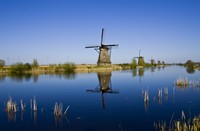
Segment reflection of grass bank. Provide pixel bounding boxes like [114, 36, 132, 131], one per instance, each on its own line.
[0, 63, 170, 75]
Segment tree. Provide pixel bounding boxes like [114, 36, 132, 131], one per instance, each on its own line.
[63, 62, 76, 73]
[131, 58, 137, 69]
[32, 59, 39, 69]
[185, 60, 195, 74]
[23, 63, 32, 71]
[10, 63, 24, 74]
[0, 59, 5, 68]
[185, 60, 194, 69]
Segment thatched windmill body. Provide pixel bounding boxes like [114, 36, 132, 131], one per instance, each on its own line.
[157, 60, 161, 65]
[150, 58, 156, 65]
[85, 28, 118, 66]
[134, 50, 145, 66]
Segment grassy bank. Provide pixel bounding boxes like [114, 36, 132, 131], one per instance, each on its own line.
[0, 63, 124, 74]
[0, 63, 172, 75]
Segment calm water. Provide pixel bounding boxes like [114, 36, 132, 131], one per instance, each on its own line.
[0, 66, 200, 131]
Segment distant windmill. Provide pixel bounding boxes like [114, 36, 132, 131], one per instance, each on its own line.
[85, 28, 118, 66]
[134, 49, 145, 66]
[150, 58, 156, 65]
[157, 60, 161, 65]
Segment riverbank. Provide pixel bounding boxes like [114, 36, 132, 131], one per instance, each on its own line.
[0, 63, 171, 75]
[0, 64, 123, 74]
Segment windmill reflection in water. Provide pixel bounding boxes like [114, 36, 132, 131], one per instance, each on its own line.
[86, 72, 119, 110]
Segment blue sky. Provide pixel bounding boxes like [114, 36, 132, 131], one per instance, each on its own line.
[0, 0, 199, 65]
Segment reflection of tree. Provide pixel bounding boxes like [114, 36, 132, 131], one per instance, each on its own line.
[132, 69, 137, 77]
[8, 73, 32, 82]
[132, 68, 145, 84]
[138, 68, 144, 77]
[63, 72, 76, 80]
[33, 74, 39, 83]
[186, 67, 195, 74]
[24, 73, 32, 81]
[9, 74, 24, 82]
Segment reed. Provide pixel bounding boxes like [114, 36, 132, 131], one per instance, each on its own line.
[175, 77, 189, 86]
[54, 102, 63, 117]
[189, 80, 200, 88]
[54, 102, 70, 117]
[158, 89, 162, 98]
[6, 97, 17, 113]
[20, 99, 26, 111]
[164, 87, 168, 96]
[154, 111, 200, 131]
[144, 90, 149, 102]
[33, 97, 37, 112]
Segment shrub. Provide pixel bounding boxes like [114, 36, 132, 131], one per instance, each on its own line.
[131, 58, 137, 69]
[10, 63, 32, 74]
[62, 62, 76, 73]
[32, 59, 39, 69]
[185, 60, 195, 74]
[23, 63, 32, 72]
[10, 63, 25, 74]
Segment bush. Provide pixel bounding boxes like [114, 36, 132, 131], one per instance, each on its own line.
[185, 60, 194, 69]
[10, 62, 32, 74]
[119, 63, 131, 70]
[131, 58, 137, 69]
[10, 63, 25, 74]
[62, 62, 76, 73]
[144, 63, 152, 67]
[32, 59, 39, 69]
[185, 60, 195, 74]
[23, 63, 32, 71]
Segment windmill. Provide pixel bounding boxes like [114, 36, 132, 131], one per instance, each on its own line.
[134, 49, 145, 66]
[157, 60, 161, 65]
[86, 72, 119, 110]
[85, 28, 118, 66]
[150, 58, 156, 65]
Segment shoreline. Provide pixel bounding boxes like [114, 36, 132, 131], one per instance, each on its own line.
[0, 64, 172, 75]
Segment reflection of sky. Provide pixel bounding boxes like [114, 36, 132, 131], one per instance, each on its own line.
[0, 0, 200, 64]
[0, 66, 200, 130]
